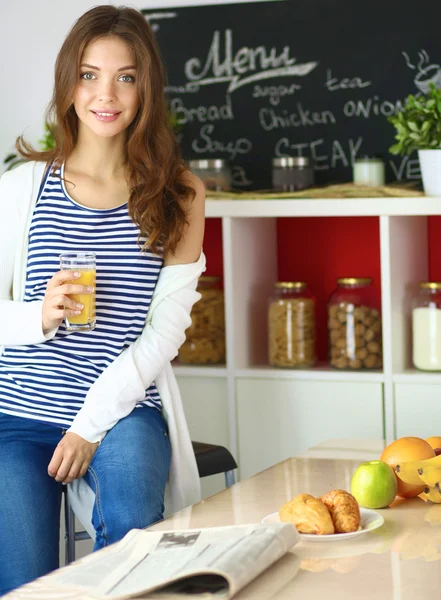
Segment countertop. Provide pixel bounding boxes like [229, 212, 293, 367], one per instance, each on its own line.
[149, 456, 441, 599]
[7, 451, 441, 600]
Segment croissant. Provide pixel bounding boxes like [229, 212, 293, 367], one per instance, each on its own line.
[279, 493, 335, 535]
[319, 489, 360, 533]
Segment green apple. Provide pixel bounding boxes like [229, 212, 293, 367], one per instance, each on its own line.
[350, 460, 397, 509]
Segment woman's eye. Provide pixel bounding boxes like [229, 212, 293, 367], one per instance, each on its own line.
[80, 72, 96, 81]
[119, 74, 135, 83]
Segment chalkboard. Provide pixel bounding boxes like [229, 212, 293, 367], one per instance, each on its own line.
[142, 0, 441, 190]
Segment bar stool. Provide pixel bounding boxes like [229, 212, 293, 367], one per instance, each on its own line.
[64, 441, 237, 564]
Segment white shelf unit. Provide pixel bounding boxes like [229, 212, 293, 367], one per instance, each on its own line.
[172, 365, 228, 378]
[175, 197, 441, 489]
[235, 365, 384, 382]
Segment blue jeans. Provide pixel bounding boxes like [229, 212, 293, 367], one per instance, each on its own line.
[0, 407, 171, 597]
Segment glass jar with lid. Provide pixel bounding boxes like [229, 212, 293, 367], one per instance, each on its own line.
[353, 156, 385, 186]
[268, 281, 316, 368]
[272, 157, 314, 192]
[188, 159, 232, 192]
[412, 282, 441, 371]
[327, 277, 382, 370]
[178, 276, 226, 365]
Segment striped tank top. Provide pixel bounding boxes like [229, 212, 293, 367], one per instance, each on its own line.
[0, 164, 163, 428]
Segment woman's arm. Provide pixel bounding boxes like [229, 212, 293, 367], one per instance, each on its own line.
[64, 173, 206, 444]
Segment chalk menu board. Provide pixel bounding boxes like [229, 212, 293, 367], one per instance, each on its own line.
[142, 0, 441, 190]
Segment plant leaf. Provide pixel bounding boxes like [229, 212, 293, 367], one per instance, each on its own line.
[3, 153, 17, 164]
[388, 143, 402, 155]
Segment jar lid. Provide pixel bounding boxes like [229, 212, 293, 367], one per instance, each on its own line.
[272, 157, 311, 168]
[275, 281, 307, 289]
[419, 282, 441, 290]
[337, 277, 373, 286]
[189, 159, 227, 170]
[199, 275, 221, 282]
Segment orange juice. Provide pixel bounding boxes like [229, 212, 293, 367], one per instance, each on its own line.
[60, 252, 96, 331]
[66, 269, 96, 327]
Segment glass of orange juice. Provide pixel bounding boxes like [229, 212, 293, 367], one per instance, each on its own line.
[59, 252, 96, 331]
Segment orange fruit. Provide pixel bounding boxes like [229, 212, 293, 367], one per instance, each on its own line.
[380, 437, 436, 498]
[425, 437, 441, 451]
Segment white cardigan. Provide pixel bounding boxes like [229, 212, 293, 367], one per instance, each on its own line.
[0, 161, 204, 536]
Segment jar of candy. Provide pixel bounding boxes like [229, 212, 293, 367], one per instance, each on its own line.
[327, 277, 382, 370]
[268, 281, 316, 368]
[178, 276, 226, 364]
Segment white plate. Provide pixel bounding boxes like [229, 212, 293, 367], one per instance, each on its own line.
[261, 507, 384, 542]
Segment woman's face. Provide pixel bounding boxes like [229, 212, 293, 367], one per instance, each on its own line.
[74, 36, 140, 139]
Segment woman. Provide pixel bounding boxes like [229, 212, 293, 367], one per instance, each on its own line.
[0, 5, 205, 595]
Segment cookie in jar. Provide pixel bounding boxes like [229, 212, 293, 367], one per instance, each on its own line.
[327, 277, 382, 370]
[178, 276, 226, 365]
[268, 281, 316, 368]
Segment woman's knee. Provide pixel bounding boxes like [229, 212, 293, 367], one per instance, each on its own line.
[91, 409, 171, 484]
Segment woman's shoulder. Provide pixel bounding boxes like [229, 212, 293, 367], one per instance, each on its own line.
[164, 169, 205, 265]
[182, 169, 205, 195]
[179, 169, 205, 211]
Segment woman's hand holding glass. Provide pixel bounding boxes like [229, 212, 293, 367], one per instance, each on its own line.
[42, 270, 95, 331]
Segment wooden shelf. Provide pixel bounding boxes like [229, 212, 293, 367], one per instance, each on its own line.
[205, 197, 441, 218]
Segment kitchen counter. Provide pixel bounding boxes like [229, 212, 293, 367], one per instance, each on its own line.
[6, 454, 441, 600]
[149, 456, 441, 599]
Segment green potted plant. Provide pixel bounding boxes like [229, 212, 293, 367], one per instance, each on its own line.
[388, 83, 441, 196]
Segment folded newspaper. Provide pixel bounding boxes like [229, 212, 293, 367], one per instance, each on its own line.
[5, 523, 299, 600]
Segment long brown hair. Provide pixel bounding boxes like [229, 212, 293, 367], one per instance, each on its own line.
[17, 5, 194, 255]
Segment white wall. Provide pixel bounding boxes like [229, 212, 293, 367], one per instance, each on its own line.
[0, 0, 275, 168]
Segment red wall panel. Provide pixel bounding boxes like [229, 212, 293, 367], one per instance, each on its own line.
[277, 217, 382, 361]
[429, 216, 441, 281]
[203, 218, 224, 279]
